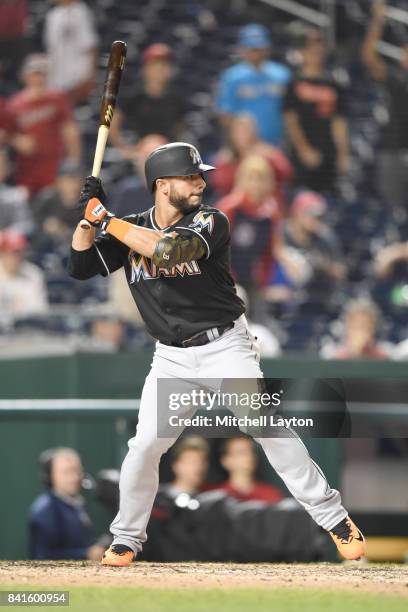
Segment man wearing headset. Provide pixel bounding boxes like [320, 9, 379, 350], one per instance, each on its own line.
[28, 447, 105, 560]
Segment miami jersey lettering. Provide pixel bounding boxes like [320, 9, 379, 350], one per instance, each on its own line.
[129, 252, 202, 282]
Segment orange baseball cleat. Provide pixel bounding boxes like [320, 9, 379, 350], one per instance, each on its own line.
[101, 544, 136, 567]
[329, 516, 366, 560]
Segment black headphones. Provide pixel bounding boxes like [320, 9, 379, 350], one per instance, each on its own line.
[38, 447, 95, 491]
[38, 447, 62, 489]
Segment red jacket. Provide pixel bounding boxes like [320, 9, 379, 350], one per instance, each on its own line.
[212, 480, 284, 503]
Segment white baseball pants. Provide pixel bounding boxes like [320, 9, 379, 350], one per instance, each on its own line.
[110, 315, 347, 554]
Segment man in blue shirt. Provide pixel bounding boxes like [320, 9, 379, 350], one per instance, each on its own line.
[216, 24, 291, 145]
[28, 448, 106, 560]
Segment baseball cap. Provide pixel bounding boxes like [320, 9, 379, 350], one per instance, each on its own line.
[22, 53, 50, 75]
[238, 24, 271, 49]
[143, 43, 173, 64]
[0, 231, 27, 252]
[292, 191, 327, 216]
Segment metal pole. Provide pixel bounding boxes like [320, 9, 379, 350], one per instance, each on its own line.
[323, 0, 336, 52]
[376, 40, 404, 61]
[258, 0, 330, 27]
[386, 5, 408, 26]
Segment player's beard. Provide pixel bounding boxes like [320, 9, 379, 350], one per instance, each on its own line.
[169, 185, 203, 214]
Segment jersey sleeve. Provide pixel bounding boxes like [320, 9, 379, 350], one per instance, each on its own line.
[92, 233, 128, 276]
[176, 209, 230, 260]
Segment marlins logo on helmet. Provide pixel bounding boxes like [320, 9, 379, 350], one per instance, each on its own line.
[189, 146, 202, 165]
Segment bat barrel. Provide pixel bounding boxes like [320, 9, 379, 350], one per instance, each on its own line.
[100, 40, 127, 128]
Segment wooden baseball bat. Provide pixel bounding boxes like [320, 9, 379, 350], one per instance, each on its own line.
[80, 40, 127, 229]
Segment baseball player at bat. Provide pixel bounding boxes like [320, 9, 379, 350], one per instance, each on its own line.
[69, 142, 366, 566]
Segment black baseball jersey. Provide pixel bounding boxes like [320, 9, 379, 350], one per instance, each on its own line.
[71, 205, 245, 344]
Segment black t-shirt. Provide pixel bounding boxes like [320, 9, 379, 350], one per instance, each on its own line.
[91, 206, 245, 344]
[119, 87, 187, 141]
[284, 73, 347, 155]
[381, 67, 408, 150]
[229, 210, 275, 288]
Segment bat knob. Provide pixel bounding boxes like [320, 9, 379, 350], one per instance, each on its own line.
[80, 220, 92, 230]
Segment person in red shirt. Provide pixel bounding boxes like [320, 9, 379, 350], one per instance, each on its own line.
[216, 154, 282, 300]
[7, 54, 81, 194]
[216, 435, 284, 503]
[211, 113, 293, 215]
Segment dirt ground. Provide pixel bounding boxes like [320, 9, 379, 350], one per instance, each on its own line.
[1, 561, 408, 595]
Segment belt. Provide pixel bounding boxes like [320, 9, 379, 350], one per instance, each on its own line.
[162, 322, 235, 348]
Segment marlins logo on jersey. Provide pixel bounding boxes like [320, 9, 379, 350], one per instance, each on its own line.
[188, 211, 214, 234]
[128, 252, 202, 283]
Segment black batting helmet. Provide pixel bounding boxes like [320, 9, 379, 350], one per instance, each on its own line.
[144, 142, 215, 192]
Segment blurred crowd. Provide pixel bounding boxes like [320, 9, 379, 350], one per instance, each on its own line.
[1, 0, 408, 358]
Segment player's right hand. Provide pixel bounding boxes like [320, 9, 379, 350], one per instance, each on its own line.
[77, 176, 107, 223]
[83, 197, 115, 229]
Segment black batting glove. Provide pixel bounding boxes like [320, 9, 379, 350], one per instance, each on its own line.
[77, 176, 107, 223]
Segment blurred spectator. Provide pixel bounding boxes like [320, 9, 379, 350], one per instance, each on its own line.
[216, 24, 291, 146]
[235, 284, 281, 357]
[0, 0, 29, 86]
[215, 436, 284, 503]
[211, 113, 293, 213]
[262, 245, 312, 306]
[159, 436, 210, 498]
[0, 148, 33, 235]
[374, 241, 408, 279]
[284, 26, 349, 193]
[110, 44, 187, 157]
[7, 54, 81, 195]
[89, 315, 127, 352]
[216, 154, 281, 300]
[44, 0, 98, 105]
[362, 1, 408, 231]
[31, 159, 82, 238]
[28, 447, 105, 560]
[324, 298, 390, 360]
[0, 231, 48, 321]
[281, 191, 345, 285]
[111, 134, 167, 218]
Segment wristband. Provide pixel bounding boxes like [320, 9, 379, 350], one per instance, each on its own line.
[106, 217, 134, 243]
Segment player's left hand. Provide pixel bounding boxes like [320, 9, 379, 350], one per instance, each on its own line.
[83, 197, 115, 229]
